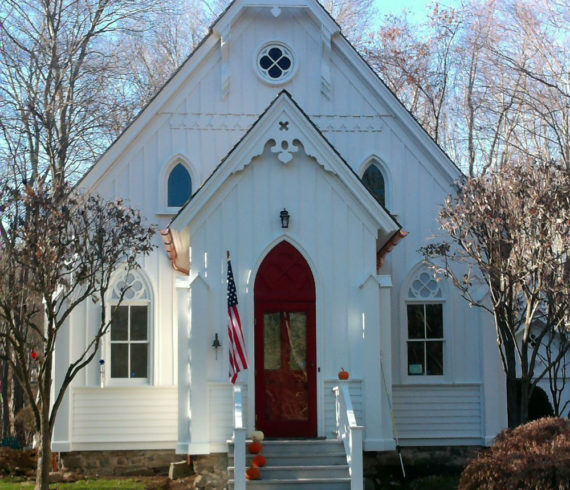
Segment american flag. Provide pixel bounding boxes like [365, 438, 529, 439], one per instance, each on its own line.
[227, 252, 248, 383]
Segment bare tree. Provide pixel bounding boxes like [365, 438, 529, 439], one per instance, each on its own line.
[422, 160, 570, 427]
[0, 0, 161, 187]
[364, 0, 570, 174]
[0, 182, 155, 489]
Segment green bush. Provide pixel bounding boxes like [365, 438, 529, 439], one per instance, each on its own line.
[459, 417, 570, 489]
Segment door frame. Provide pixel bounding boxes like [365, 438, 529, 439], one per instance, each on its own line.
[249, 239, 321, 437]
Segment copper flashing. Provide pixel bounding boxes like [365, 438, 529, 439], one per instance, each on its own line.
[160, 228, 190, 275]
[377, 229, 409, 272]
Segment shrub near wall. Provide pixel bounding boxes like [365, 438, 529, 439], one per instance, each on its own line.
[460, 418, 570, 490]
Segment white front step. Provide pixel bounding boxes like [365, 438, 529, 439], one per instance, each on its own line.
[228, 439, 351, 489]
[230, 477, 351, 489]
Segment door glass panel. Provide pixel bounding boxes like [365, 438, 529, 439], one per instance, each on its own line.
[264, 313, 281, 370]
[287, 312, 307, 371]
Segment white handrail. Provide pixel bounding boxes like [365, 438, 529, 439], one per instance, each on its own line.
[233, 385, 246, 490]
[334, 382, 364, 490]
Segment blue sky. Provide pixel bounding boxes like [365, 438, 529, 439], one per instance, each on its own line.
[374, 0, 458, 23]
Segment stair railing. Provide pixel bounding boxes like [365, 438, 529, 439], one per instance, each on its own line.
[333, 382, 364, 490]
[233, 384, 246, 490]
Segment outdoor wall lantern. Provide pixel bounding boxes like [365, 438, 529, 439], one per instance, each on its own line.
[212, 333, 222, 359]
[280, 208, 290, 228]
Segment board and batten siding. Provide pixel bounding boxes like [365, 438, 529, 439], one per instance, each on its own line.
[70, 387, 177, 450]
[392, 384, 483, 445]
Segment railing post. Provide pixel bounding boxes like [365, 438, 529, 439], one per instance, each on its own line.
[335, 381, 364, 490]
[233, 385, 246, 490]
[349, 426, 364, 490]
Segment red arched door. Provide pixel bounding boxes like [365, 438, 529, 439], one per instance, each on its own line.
[254, 241, 317, 437]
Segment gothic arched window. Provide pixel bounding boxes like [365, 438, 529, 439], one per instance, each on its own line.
[167, 163, 192, 207]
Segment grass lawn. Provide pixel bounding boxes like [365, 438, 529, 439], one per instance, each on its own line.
[0, 479, 148, 489]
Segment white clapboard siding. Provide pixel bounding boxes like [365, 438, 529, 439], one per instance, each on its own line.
[393, 384, 482, 445]
[72, 387, 177, 448]
[324, 380, 363, 437]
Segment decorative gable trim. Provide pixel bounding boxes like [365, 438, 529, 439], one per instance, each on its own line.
[170, 91, 400, 247]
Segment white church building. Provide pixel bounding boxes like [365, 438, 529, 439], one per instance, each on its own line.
[53, 0, 508, 486]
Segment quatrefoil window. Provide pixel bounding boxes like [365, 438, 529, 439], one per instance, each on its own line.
[256, 43, 295, 84]
[111, 271, 150, 302]
[408, 270, 442, 299]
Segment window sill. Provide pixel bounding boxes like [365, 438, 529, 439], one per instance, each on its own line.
[156, 207, 182, 216]
[104, 379, 151, 387]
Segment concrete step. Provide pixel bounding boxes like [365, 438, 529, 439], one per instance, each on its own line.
[228, 439, 351, 489]
[228, 477, 351, 489]
[228, 439, 346, 457]
[229, 452, 348, 467]
[228, 464, 350, 479]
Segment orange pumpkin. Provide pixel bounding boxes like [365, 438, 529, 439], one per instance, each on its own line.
[246, 467, 261, 480]
[248, 441, 263, 454]
[338, 368, 349, 380]
[253, 454, 266, 468]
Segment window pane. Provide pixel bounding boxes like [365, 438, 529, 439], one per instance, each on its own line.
[167, 163, 192, 207]
[362, 164, 385, 206]
[130, 344, 148, 378]
[111, 343, 128, 378]
[131, 306, 148, 340]
[287, 312, 307, 371]
[426, 342, 443, 375]
[264, 313, 281, 370]
[408, 342, 424, 375]
[111, 306, 128, 341]
[426, 304, 443, 338]
[407, 305, 425, 339]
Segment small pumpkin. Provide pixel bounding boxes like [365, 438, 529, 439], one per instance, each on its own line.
[251, 430, 265, 442]
[246, 466, 261, 480]
[248, 441, 263, 454]
[252, 454, 266, 468]
[338, 368, 349, 380]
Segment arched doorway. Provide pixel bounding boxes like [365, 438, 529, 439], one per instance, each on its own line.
[254, 241, 317, 437]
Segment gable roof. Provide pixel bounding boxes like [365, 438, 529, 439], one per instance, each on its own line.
[78, 0, 461, 192]
[170, 90, 400, 238]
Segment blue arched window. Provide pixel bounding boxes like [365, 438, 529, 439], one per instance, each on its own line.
[167, 163, 192, 207]
[362, 164, 386, 207]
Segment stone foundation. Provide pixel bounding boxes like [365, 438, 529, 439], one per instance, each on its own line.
[59, 450, 228, 488]
[190, 454, 228, 489]
[364, 446, 482, 489]
[60, 449, 180, 477]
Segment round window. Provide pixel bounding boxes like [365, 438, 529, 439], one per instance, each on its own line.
[256, 43, 295, 84]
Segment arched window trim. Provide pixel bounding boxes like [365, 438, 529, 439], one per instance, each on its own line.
[359, 156, 392, 211]
[158, 154, 198, 215]
[104, 268, 155, 386]
[399, 261, 451, 383]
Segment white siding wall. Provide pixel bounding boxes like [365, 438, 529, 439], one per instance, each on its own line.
[393, 385, 482, 445]
[70, 387, 177, 450]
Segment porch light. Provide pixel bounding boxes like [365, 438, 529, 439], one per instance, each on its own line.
[280, 208, 290, 228]
[212, 333, 222, 360]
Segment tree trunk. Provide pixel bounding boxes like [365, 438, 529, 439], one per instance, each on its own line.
[35, 406, 52, 490]
[1, 357, 9, 439]
[13, 378, 24, 446]
[519, 376, 529, 425]
[503, 334, 520, 428]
